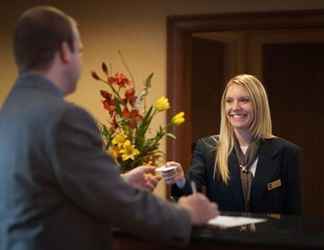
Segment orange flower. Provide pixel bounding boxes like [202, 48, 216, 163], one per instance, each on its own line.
[110, 115, 118, 129]
[122, 107, 142, 128]
[100, 90, 112, 99]
[101, 62, 108, 75]
[108, 73, 130, 87]
[91, 71, 101, 80]
[124, 88, 137, 106]
[102, 99, 115, 114]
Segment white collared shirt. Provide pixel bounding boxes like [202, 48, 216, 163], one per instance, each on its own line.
[240, 145, 258, 177]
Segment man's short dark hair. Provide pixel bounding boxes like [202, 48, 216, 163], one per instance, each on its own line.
[14, 6, 76, 72]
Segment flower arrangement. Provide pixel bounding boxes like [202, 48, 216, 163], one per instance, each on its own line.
[91, 58, 185, 172]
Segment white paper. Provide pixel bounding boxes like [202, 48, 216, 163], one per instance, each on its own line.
[208, 215, 267, 228]
[155, 165, 177, 173]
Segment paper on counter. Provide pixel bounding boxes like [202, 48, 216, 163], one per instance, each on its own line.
[208, 215, 267, 228]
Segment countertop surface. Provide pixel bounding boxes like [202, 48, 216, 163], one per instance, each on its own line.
[191, 212, 324, 248]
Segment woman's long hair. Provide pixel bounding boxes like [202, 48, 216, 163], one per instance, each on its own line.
[215, 74, 273, 184]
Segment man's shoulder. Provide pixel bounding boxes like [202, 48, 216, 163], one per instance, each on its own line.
[62, 103, 95, 122]
[57, 102, 98, 131]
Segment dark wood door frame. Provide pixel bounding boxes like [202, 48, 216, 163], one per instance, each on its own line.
[166, 9, 324, 169]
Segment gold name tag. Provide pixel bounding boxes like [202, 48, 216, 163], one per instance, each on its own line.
[267, 179, 282, 191]
[267, 213, 281, 219]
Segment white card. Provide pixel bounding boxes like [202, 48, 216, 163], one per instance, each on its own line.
[208, 215, 267, 228]
[155, 165, 177, 173]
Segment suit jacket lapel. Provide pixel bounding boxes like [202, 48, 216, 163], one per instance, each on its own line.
[228, 151, 245, 210]
[251, 139, 279, 204]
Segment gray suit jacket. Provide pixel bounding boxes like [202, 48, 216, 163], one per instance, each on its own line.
[0, 73, 191, 250]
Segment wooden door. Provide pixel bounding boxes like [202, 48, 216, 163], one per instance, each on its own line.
[246, 29, 324, 216]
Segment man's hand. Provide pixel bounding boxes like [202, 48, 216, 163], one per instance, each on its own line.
[122, 166, 162, 192]
[178, 193, 219, 225]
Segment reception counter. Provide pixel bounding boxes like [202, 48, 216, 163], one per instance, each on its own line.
[112, 212, 324, 250]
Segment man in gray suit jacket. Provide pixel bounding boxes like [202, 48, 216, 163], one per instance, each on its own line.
[0, 6, 218, 250]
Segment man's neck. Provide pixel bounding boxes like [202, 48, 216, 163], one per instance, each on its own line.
[28, 68, 68, 96]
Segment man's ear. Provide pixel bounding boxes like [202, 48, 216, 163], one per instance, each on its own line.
[59, 42, 72, 64]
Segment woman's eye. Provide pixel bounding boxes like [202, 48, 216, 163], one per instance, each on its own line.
[240, 97, 250, 103]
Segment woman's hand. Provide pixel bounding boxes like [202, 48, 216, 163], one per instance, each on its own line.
[158, 161, 185, 185]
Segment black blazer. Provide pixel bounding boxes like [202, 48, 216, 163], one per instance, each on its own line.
[0, 73, 191, 250]
[172, 135, 302, 215]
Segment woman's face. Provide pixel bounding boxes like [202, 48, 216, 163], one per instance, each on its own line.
[224, 84, 254, 133]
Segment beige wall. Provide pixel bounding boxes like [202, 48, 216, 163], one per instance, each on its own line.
[1, 0, 324, 197]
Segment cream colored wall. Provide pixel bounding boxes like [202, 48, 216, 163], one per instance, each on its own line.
[1, 0, 324, 197]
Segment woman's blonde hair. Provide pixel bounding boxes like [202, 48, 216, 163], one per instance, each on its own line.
[215, 74, 273, 184]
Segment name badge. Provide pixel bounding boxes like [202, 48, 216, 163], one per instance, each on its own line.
[267, 213, 281, 219]
[267, 179, 282, 191]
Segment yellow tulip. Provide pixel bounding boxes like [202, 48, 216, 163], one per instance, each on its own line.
[171, 112, 185, 125]
[154, 96, 170, 112]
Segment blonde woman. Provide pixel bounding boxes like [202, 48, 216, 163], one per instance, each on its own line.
[163, 74, 302, 215]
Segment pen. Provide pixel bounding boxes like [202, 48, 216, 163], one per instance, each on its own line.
[191, 181, 197, 194]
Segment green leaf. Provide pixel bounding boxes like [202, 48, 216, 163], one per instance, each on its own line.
[114, 98, 122, 115]
[138, 73, 154, 102]
[166, 133, 176, 140]
[144, 73, 154, 90]
[136, 106, 154, 142]
[99, 124, 113, 149]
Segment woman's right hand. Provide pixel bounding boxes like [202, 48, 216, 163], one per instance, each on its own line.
[159, 161, 185, 185]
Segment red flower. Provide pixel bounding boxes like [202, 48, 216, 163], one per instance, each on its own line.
[129, 110, 143, 128]
[108, 73, 130, 87]
[108, 76, 115, 85]
[122, 107, 142, 129]
[122, 106, 130, 118]
[124, 88, 137, 106]
[115, 73, 130, 86]
[91, 71, 101, 80]
[100, 89, 115, 114]
[100, 90, 112, 99]
[130, 109, 142, 121]
[110, 115, 118, 129]
[102, 98, 115, 114]
[102, 62, 108, 75]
